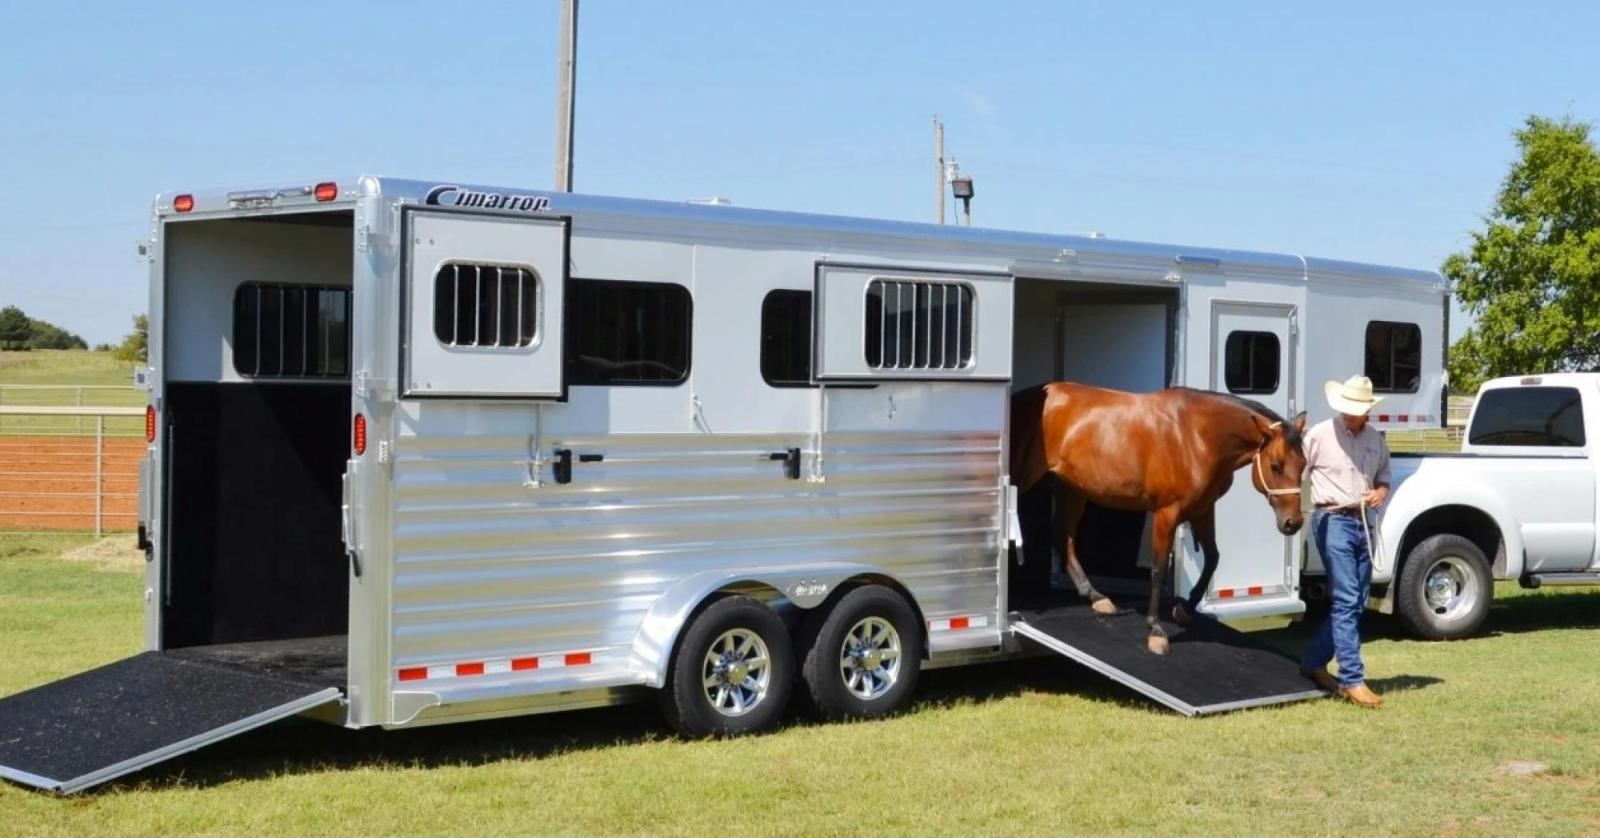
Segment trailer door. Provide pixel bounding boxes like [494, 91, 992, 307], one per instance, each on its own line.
[1192, 301, 1302, 616]
[402, 210, 569, 399]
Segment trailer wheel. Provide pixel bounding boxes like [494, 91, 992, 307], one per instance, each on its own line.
[799, 585, 923, 720]
[1395, 534, 1493, 640]
[660, 595, 794, 738]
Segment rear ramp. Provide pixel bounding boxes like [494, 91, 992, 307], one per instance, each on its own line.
[1012, 603, 1325, 715]
[0, 646, 342, 794]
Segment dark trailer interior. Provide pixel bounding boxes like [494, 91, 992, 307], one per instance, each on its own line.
[0, 209, 356, 794]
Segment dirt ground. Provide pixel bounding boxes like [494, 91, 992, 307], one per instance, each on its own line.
[0, 436, 142, 531]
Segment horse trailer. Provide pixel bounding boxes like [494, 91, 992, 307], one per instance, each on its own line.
[0, 176, 1446, 793]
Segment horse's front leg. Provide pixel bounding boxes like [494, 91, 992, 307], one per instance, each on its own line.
[1059, 489, 1116, 615]
[1173, 506, 1219, 626]
[1146, 506, 1181, 655]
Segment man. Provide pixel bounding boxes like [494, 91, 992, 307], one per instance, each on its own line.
[1300, 375, 1391, 708]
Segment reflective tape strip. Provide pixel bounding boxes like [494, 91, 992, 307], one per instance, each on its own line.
[1216, 586, 1267, 600]
[927, 614, 990, 632]
[396, 651, 593, 683]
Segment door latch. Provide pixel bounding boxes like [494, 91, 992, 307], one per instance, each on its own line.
[769, 448, 802, 480]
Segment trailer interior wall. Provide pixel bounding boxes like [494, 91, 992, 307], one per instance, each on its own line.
[1009, 279, 1175, 607]
[160, 212, 354, 650]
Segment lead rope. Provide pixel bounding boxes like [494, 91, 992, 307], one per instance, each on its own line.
[1359, 497, 1387, 571]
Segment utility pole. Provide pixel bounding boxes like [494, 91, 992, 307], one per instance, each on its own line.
[554, 0, 579, 192]
[934, 116, 945, 224]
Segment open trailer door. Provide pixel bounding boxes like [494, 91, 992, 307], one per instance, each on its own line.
[0, 648, 340, 794]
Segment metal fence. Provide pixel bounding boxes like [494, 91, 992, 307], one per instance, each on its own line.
[0, 405, 144, 537]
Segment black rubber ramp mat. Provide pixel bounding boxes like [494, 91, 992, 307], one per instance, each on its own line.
[0, 651, 340, 794]
[1013, 604, 1325, 715]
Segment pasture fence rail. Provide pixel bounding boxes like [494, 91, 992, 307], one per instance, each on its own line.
[0, 405, 145, 538]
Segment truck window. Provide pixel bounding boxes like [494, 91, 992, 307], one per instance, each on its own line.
[432, 263, 538, 349]
[761, 289, 812, 387]
[864, 279, 973, 370]
[1365, 321, 1421, 393]
[1468, 386, 1586, 447]
[1223, 331, 1279, 394]
[567, 278, 691, 385]
[232, 282, 350, 378]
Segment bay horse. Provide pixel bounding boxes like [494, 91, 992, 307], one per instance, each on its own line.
[1010, 382, 1307, 655]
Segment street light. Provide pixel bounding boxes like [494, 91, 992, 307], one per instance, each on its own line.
[946, 160, 974, 226]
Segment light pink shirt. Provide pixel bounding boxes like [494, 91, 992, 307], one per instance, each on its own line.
[1303, 417, 1392, 509]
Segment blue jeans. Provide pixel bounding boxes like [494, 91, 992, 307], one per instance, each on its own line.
[1302, 510, 1372, 687]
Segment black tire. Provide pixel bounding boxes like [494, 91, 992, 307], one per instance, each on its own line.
[659, 595, 794, 737]
[1395, 533, 1494, 640]
[799, 585, 923, 720]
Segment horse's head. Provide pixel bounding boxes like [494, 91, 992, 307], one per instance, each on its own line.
[1250, 411, 1308, 535]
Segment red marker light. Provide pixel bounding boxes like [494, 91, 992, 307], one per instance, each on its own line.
[173, 194, 194, 213]
[146, 405, 157, 442]
[353, 413, 367, 455]
[314, 182, 338, 202]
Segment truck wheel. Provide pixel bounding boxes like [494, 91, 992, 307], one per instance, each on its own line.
[1395, 534, 1493, 640]
[660, 595, 794, 737]
[799, 585, 923, 720]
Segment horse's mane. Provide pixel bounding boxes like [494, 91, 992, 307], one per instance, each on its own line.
[1171, 387, 1302, 446]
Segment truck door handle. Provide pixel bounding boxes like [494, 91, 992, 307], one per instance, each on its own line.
[769, 448, 802, 480]
[578, 453, 605, 463]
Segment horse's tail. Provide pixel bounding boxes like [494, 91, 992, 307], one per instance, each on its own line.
[1008, 384, 1050, 489]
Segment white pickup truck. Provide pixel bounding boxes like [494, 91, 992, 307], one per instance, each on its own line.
[1304, 372, 1600, 639]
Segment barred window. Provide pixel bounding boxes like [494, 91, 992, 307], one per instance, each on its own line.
[433, 263, 538, 348]
[863, 279, 974, 370]
[1224, 330, 1279, 394]
[1365, 321, 1421, 393]
[232, 283, 350, 378]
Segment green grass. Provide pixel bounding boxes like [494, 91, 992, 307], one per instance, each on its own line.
[2, 537, 1598, 836]
[0, 350, 143, 436]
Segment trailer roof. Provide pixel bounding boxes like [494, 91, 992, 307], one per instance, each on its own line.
[155, 175, 1445, 290]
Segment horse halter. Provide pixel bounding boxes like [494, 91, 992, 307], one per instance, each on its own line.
[1252, 421, 1302, 497]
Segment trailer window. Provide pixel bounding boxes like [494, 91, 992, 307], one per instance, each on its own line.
[232, 283, 350, 378]
[864, 279, 973, 370]
[1468, 386, 1585, 447]
[1223, 331, 1279, 394]
[567, 279, 691, 385]
[761, 290, 812, 387]
[433, 263, 538, 349]
[1365, 321, 1421, 393]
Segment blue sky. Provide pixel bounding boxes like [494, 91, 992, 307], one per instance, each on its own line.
[2, 1, 1596, 345]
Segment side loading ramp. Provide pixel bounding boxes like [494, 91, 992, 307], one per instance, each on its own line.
[0, 638, 344, 794]
[1011, 603, 1326, 715]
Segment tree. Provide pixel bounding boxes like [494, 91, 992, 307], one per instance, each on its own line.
[1444, 115, 1600, 393]
[114, 314, 148, 363]
[24, 318, 87, 350]
[0, 306, 30, 350]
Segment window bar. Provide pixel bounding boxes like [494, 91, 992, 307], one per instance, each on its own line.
[299, 288, 309, 376]
[253, 284, 263, 376]
[954, 285, 965, 365]
[939, 284, 949, 369]
[878, 282, 887, 369]
[494, 267, 504, 347]
[451, 264, 460, 346]
[515, 268, 524, 347]
[276, 285, 286, 377]
[908, 282, 917, 369]
[472, 265, 483, 346]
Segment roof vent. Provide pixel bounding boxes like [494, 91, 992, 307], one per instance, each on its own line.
[687, 196, 734, 206]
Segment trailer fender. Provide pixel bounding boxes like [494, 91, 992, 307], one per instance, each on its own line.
[627, 563, 898, 689]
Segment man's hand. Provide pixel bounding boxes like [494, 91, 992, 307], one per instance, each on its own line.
[1363, 485, 1389, 510]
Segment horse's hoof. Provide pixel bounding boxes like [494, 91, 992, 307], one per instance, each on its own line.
[1091, 597, 1118, 616]
[1147, 634, 1170, 656]
[1172, 603, 1192, 626]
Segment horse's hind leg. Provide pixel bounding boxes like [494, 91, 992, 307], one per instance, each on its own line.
[1146, 506, 1181, 655]
[1173, 506, 1219, 626]
[1058, 489, 1116, 615]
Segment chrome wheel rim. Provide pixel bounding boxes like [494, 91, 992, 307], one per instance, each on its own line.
[839, 617, 902, 700]
[1423, 557, 1478, 620]
[702, 629, 771, 717]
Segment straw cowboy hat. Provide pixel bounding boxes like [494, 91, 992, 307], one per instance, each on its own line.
[1324, 375, 1385, 416]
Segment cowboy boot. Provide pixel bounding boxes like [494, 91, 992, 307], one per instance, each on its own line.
[1338, 682, 1384, 708]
